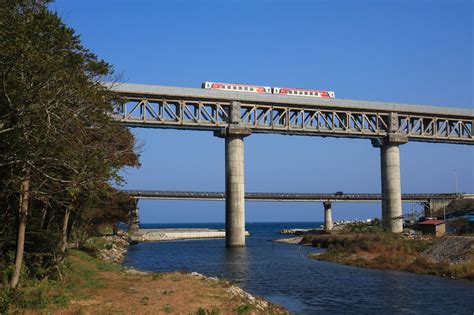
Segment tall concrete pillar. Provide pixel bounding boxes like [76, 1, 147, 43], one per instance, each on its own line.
[323, 201, 333, 232]
[381, 143, 403, 232]
[380, 145, 387, 226]
[225, 134, 246, 247]
[128, 199, 140, 233]
[372, 114, 408, 233]
[215, 101, 251, 247]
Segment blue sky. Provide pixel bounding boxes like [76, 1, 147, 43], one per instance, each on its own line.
[52, 0, 473, 223]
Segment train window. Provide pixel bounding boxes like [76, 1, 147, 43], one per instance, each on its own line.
[238, 86, 242, 90]
[250, 88, 254, 91]
[226, 86, 230, 89]
[304, 92, 308, 95]
[244, 87, 248, 91]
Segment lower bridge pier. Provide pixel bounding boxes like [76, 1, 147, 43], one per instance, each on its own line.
[128, 199, 140, 232]
[323, 201, 333, 232]
[423, 199, 452, 217]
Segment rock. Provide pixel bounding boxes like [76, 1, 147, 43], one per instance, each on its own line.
[421, 236, 474, 264]
[125, 268, 150, 275]
[92, 234, 132, 264]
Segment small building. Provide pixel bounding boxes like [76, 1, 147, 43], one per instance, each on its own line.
[417, 219, 446, 236]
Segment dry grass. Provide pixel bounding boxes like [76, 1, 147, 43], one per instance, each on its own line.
[307, 233, 474, 280]
[9, 250, 288, 314]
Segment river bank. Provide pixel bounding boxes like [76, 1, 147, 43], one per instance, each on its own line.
[301, 232, 474, 280]
[6, 246, 287, 314]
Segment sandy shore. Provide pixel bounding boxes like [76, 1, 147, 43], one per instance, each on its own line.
[273, 236, 303, 244]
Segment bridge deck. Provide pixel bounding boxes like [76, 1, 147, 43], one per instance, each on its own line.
[110, 83, 473, 117]
[109, 83, 474, 144]
[123, 190, 470, 202]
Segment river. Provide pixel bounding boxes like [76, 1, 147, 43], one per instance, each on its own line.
[124, 222, 474, 314]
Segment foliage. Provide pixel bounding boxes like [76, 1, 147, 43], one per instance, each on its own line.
[197, 307, 220, 315]
[0, 0, 139, 293]
[236, 304, 253, 314]
[449, 217, 473, 234]
[338, 219, 384, 234]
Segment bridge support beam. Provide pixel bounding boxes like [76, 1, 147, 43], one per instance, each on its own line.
[215, 101, 252, 247]
[323, 201, 333, 232]
[372, 113, 408, 233]
[128, 199, 140, 233]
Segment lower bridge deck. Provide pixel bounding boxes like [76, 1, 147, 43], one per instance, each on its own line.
[123, 190, 471, 202]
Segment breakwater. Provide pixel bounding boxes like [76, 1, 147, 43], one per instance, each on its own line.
[132, 228, 250, 242]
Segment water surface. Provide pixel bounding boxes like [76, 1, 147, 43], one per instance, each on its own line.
[125, 222, 474, 314]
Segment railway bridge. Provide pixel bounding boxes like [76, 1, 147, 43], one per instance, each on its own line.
[109, 82, 474, 247]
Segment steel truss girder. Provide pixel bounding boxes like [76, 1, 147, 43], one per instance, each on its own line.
[112, 97, 474, 144]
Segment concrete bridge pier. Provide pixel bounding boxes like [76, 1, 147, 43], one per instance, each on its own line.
[323, 201, 333, 232]
[128, 199, 140, 232]
[381, 142, 403, 232]
[372, 113, 408, 233]
[423, 199, 451, 217]
[215, 101, 252, 247]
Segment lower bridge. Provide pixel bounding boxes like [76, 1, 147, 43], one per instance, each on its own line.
[124, 190, 472, 232]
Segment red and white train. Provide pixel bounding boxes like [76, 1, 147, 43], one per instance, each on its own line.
[202, 81, 335, 99]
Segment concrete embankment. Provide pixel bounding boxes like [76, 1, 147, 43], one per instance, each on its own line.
[133, 228, 250, 242]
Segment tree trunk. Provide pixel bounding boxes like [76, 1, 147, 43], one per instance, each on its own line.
[60, 207, 71, 254]
[10, 169, 31, 288]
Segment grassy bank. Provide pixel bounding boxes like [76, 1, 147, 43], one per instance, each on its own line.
[303, 232, 474, 280]
[1, 250, 287, 314]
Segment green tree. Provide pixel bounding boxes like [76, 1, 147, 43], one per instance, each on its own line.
[0, 0, 139, 288]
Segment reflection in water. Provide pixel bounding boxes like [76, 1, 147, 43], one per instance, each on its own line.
[223, 247, 248, 284]
[125, 223, 474, 314]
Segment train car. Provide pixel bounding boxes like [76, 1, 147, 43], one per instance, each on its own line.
[273, 87, 335, 99]
[202, 81, 272, 94]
